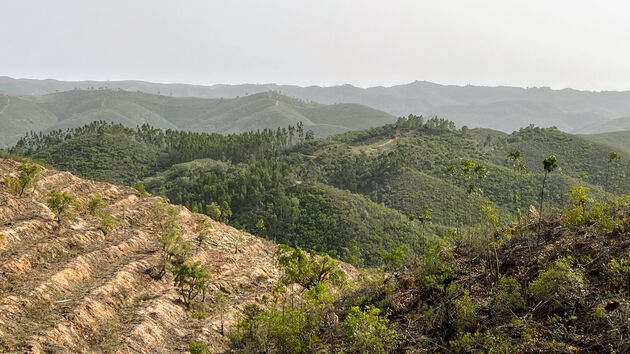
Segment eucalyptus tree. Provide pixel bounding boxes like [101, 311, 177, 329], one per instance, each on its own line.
[606, 151, 621, 191]
[507, 150, 529, 220]
[539, 155, 558, 220]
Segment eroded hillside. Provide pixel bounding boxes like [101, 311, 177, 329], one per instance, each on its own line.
[0, 158, 282, 353]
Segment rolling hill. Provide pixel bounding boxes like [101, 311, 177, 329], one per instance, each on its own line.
[0, 89, 396, 147]
[11, 116, 629, 269]
[3, 76, 630, 134]
[581, 130, 630, 155]
[577, 116, 630, 134]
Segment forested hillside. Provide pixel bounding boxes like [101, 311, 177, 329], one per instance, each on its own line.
[0, 90, 395, 147]
[8, 116, 629, 268]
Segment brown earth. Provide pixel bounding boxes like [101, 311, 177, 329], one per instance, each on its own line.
[0, 158, 282, 353]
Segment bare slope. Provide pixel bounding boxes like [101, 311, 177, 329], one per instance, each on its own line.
[0, 158, 281, 353]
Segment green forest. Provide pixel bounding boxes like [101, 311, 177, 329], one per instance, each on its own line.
[5, 116, 630, 351]
[8, 117, 630, 266]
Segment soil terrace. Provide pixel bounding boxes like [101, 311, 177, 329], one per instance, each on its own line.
[0, 158, 281, 353]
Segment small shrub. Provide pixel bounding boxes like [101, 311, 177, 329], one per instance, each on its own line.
[275, 245, 346, 290]
[380, 245, 410, 271]
[562, 186, 620, 233]
[88, 194, 106, 216]
[606, 258, 629, 291]
[454, 290, 478, 331]
[230, 306, 319, 353]
[5, 176, 21, 196]
[528, 257, 584, 311]
[593, 305, 608, 320]
[493, 274, 526, 314]
[134, 183, 148, 196]
[342, 305, 398, 354]
[98, 215, 116, 235]
[417, 238, 458, 295]
[191, 311, 207, 320]
[7, 160, 41, 196]
[449, 330, 512, 353]
[188, 341, 209, 354]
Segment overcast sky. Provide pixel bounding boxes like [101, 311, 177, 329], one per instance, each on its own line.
[2, 0, 630, 91]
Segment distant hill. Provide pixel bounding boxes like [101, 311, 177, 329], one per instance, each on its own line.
[581, 130, 630, 155]
[577, 116, 630, 134]
[0, 89, 395, 147]
[3, 76, 630, 134]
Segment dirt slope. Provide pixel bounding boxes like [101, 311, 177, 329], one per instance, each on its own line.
[0, 158, 281, 353]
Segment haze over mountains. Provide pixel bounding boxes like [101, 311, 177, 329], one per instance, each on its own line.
[2, 76, 630, 147]
[0, 88, 394, 147]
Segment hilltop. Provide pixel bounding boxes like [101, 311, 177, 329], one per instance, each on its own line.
[0, 158, 283, 352]
[0, 89, 395, 147]
[4, 76, 630, 134]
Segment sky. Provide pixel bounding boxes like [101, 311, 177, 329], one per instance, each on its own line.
[2, 0, 630, 91]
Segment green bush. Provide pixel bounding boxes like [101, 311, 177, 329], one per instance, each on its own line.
[88, 194, 106, 216]
[275, 245, 346, 290]
[449, 330, 512, 353]
[417, 238, 458, 295]
[5, 161, 41, 197]
[188, 341, 209, 354]
[492, 275, 526, 314]
[528, 257, 584, 311]
[606, 258, 629, 291]
[173, 261, 212, 307]
[4, 176, 21, 196]
[134, 183, 148, 196]
[562, 186, 620, 233]
[231, 306, 319, 353]
[98, 214, 116, 235]
[454, 290, 478, 331]
[342, 305, 398, 354]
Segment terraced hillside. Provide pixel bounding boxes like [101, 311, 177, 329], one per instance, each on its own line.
[0, 158, 282, 353]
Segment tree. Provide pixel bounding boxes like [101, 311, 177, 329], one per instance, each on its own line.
[507, 150, 528, 216]
[606, 151, 621, 190]
[214, 291, 229, 335]
[418, 204, 433, 235]
[47, 188, 81, 224]
[539, 155, 558, 220]
[173, 261, 212, 307]
[156, 227, 190, 279]
[275, 245, 345, 290]
[6, 160, 41, 197]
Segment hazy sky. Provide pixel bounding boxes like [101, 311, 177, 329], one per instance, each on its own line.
[2, 0, 630, 90]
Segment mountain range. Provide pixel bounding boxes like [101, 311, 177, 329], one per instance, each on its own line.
[0, 89, 394, 147]
[3, 76, 630, 135]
